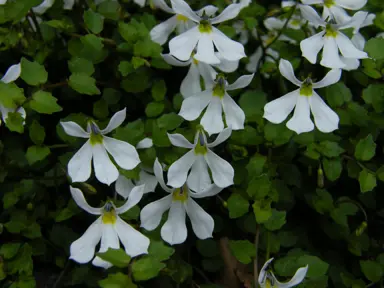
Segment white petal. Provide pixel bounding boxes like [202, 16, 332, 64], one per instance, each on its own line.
[258, 258, 274, 285]
[70, 218, 102, 264]
[169, 26, 201, 62]
[136, 137, 153, 149]
[329, 5, 351, 23]
[60, 121, 89, 138]
[336, 11, 368, 32]
[207, 126, 232, 148]
[341, 57, 360, 71]
[309, 92, 339, 133]
[205, 149, 234, 188]
[140, 194, 173, 230]
[63, 0, 75, 10]
[92, 224, 120, 269]
[181, 64, 202, 98]
[154, 158, 172, 193]
[211, 27, 246, 62]
[300, 0, 323, 4]
[286, 96, 314, 134]
[201, 96, 224, 136]
[92, 143, 119, 185]
[196, 62, 217, 88]
[153, 0, 174, 13]
[213, 54, 239, 73]
[70, 186, 103, 215]
[312, 69, 342, 89]
[299, 4, 326, 27]
[335, 32, 368, 59]
[278, 59, 302, 87]
[222, 93, 245, 131]
[351, 33, 366, 50]
[0, 0, 7, 4]
[184, 198, 214, 239]
[150, 16, 178, 45]
[1, 63, 21, 83]
[300, 31, 325, 64]
[263, 90, 299, 124]
[335, 0, 367, 10]
[116, 185, 145, 214]
[168, 133, 194, 148]
[189, 183, 223, 198]
[194, 34, 220, 65]
[246, 47, 263, 73]
[226, 74, 254, 91]
[103, 136, 140, 171]
[275, 266, 308, 288]
[1, 106, 26, 124]
[68, 140, 93, 183]
[320, 36, 345, 69]
[196, 5, 218, 17]
[210, 3, 242, 25]
[161, 201, 187, 245]
[167, 150, 196, 188]
[115, 217, 150, 257]
[32, 0, 54, 14]
[179, 90, 212, 121]
[101, 108, 126, 134]
[115, 175, 135, 199]
[264, 17, 285, 31]
[170, 0, 200, 23]
[187, 156, 212, 193]
[138, 170, 158, 193]
[162, 54, 191, 66]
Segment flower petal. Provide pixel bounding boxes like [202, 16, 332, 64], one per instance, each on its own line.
[134, 0, 145, 7]
[207, 126, 232, 148]
[246, 47, 263, 73]
[92, 224, 120, 269]
[150, 15, 178, 45]
[222, 93, 245, 131]
[211, 27, 246, 61]
[103, 136, 140, 171]
[286, 96, 314, 134]
[154, 158, 172, 193]
[138, 170, 158, 193]
[170, 0, 200, 22]
[115, 217, 150, 257]
[201, 96, 224, 135]
[196, 62, 217, 89]
[210, 3, 242, 25]
[1, 63, 21, 83]
[299, 4, 326, 27]
[205, 149, 234, 188]
[263, 90, 299, 124]
[179, 90, 212, 121]
[92, 143, 119, 185]
[335, 32, 368, 59]
[189, 183, 223, 198]
[181, 64, 202, 98]
[168, 133, 194, 148]
[162, 54, 191, 66]
[153, 0, 174, 14]
[70, 186, 103, 215]
[32, 0, 54, 14]
[258, 258, 274, 285]
[335, 0, 367, 10]
[116, 184, 145, 214]
[196, 5, 218, 17]
[61, 121, 89, 138]
[101, 108, 126, 134]
[169, 26, 201, 62]
[264, 17, 285, 31]
[68, 140, 93, 183]
[226, 74, 254, 91]
[115, 175, 135, 199]
[312, 69, 342, 89]
[351, 33, 366, 50]
[140, 194, 173, 230]
[167, 150, 196, 188]
[213, 53, 239, 73]
[274, 266, 308, 288]
[63, 0, 75, 10]
[161, 201, 187, 245]
[70, 217, 102, 264]
[300, 0, 323, 4]
[136, 137, 153, 149]
[279, 59, 302, 87]
[300, 31, 325, 64]
[320, 36, 345, 69]
[187, 155, 212, 193]
[194, 34, 220, 64]
[329, 5, 351, 23]
[184, 198, 214, 239]
[309, 92, 339, 133]
[341, 57, 360, 71]
[336, 11, 367, 32]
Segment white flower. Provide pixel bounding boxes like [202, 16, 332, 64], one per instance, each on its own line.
[168, 0, 246, 64]
[0, 0, 7, 4]
[233, 0, 252, 9]
[300, 6, 368, 69]
[167, 127, 234, 192]
[60, 109, 140, 185]
[162, 53, 239, 98]
[140, 158, 222, 245]
[259, 258, 308, 288]
[301, 0, 367, 23]
[69, 185, 149, 268]
[233, 21, 250, 45]
[264, 59, 341, 134]
[115, 138, 158, 199]
[32, 0, 55, 14]
[0, 63, 26, 126]
[179, 73, 253, 135]
[64, 0, 76, 10]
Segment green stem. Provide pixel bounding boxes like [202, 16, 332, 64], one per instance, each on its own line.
[47, 144, 69, 149]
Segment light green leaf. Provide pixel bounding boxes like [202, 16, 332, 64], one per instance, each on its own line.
[68, 57, 95, 76]
[253, 200, 272, 223]
[5, 112, 24, 133]
[20, 58, 48, 86]
[227, 193, 249, 219]
[118, 61, 134, 76]
[148, 240, 175, 261]
[30, 91, 62, 114]
[354, 134, 376, 161]
[297, 255, 329, 278]
[69, 73, 101, 95]
[360, 260, 383, 282]
[84, 10, 104, 34]
[26, 146, 50, 165]
[29, 120, 45, 145]
[157, 113, 183, 130]
[99, 272, 137, 288]
[365, 37, 384, 60]
[132, 257, 166, 281]
[145, 102, 164, 118]
[228, 240, 255, 264]
[96, 248, 131, 268]
[264, 209, 286, 231]
[358, 169, 377, 193]
[246, 153, 267, 177]
[322, 158, 342, 181]
[0, 243, 21, 259]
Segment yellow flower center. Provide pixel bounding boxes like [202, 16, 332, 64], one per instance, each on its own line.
[324, 0, 335, 8]
[290, 19, 301, 26]
[198, 20, 212, 33]
[88, 121, 104, 145]
[265, 278, 272, 288]
[300, 78, 313, 97]
[176, 14, 189, 22]
[325, 24, 338, 37]
[172, 185, 188, 202]
[102, 203, 116, 224]
[194, 131, 208, 155]
[212, 75, 226, 98]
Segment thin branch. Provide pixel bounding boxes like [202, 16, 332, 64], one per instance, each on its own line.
[253, 225, 260, 288]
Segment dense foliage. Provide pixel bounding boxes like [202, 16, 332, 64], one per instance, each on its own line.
[0, 0, 384, 287]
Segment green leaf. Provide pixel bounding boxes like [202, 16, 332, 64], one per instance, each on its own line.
[264, 123, 293, 146]
[29, 120, 45, 145]
[362, 84, 384, 112]
[358, 169, 377, 193]
[0, 82, 25, 109]
[96, 248, 131, 268]
[118, 61, 134, 76]
[312, 189, 334, 214]
[253, 200, 272, 223]
[228, 240, 255, 264]
[331, 203, 358, 227]
[20, 58, 48, 86]
[354, 134, 376, 161]
[145, 102, 164, 118]
[360, 260, 383, 282]
[227, 193, 249, 219]
[98, 1, 121, 20]
[29, 91, 62, 114]
[99, 272, 137, 288]
[5, 112, 24, 133]
[83, 10, 104, 34]
[365, 37, 384, 60]
[26, 146, 50, 165]
[134, 38, 162, 58]
[151, 80, 166, 101]
[93, 98, 109, 119]
[157, 113, 183, 130]
[0, 243, 21, 259]
[322, 158, 342, 181]
[324, 82, 352, 108]
[132, 57, 148, 69]
[196, 239, 219, 258]
[246, 153, 267, 177]
[132, 257, 166, 281]
[247, 174, 271, 199]
[264, 209, 286, 231]
[121, 69, 150, 93]
[315, 141, 345, 158]
[68, 57, 95, 76]
[239, 90, 267, 122]
[69, 73, 101, 95]
[148, 240, 175, 261]
[297, 255, 329, 278]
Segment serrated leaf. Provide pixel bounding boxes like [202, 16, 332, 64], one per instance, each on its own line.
[358, 169, 376, 193]
[96, 248, 131, 268]
[228, 240, 255, 264]
[68, 57, 95, 76]
[148, 241, 175, 261]
[20, 58, 48, 86]
[227, 193, 249, 219]
[26, 146, 50, 165]
[69, 73, 100, 95]
[365, 37, 384, 60]
[84, 9, 104, 34]
[30, 91, 62, 114]
[132, 257, 165, 281]
[354, 134, 376, 161]
[99, 272, 137, 288]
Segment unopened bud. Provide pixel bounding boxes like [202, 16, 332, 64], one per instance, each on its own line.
[317, 166, 324, 188]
